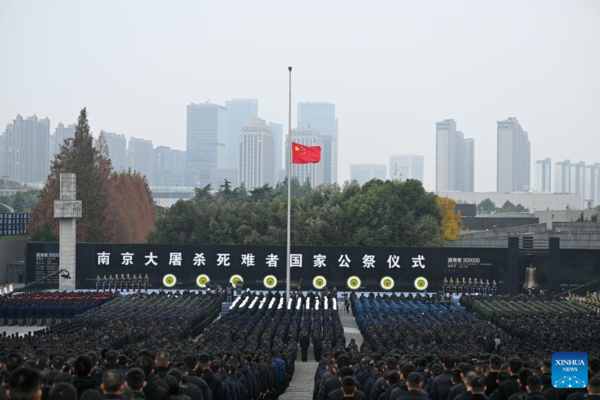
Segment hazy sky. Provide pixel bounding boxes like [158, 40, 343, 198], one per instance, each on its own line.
[1, 0, 599, 192]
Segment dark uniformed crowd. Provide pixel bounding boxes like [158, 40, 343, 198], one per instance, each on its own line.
[311, 292, 600, 400]
[2, 289, 600, 400]
[0, 292, 118, 326]
[0, 290, 337, 400]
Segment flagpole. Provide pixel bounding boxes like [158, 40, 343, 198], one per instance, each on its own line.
[286, 66, 292, 303]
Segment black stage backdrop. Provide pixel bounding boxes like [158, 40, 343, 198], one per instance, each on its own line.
[27, 243, 508, 291]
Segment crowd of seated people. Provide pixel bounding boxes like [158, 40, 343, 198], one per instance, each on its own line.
[0, 292, 118, 326]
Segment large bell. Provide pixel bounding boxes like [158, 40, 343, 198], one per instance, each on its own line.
[523, 262, 539, 290]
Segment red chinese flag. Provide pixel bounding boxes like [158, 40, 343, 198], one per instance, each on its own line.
[292, 142, 321, 164]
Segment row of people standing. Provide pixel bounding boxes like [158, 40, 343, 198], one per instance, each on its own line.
[95, 274, 149, 292]
[443, 278, 497, 295]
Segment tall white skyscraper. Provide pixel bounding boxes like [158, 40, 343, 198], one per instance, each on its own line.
[497, 117, 531, 193]
[1, 114, 50, 184]
[270, 122, 283, 184]
[186, 103, 228, 186]
[128, 137, 154, 182]
[388, 155, 424, 183]
[225, 99, 258, 171]
[584, 164, 600, 208]
[297, 102, 337, 184]
[288, 122, 324, 187]
[103, 131, 128, 172]
[350, 164, 386, 185]
[534, 158, 552, 192]
[238, 118, 274, 190]
[435, 119, 474, 192]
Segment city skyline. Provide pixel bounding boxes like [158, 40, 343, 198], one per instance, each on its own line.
[3, 110, 600, 198]
[2, 1, 598, 192]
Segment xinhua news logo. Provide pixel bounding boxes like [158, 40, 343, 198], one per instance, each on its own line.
[552, 352, 588, 388]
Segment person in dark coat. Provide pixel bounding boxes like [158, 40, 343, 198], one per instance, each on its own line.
[136, 356, 169, 400]
[313, 333, 324, 362]
[300, 331, 310, 362]
[183, 356, 212, 400]
[397, 372, 429, 400]
[469, 377, 490, 400]
[431, 356, 456, 400]
[522, 376, 545, 400]
[73, 355, 98, 398]
[200, 355, 224, 400]
[327, 376, 367, 400]
[496, 358, 522, 400]
[125, 368, 148, 400]
[101, 370, 127, 400]
[484, 356, 502, 396]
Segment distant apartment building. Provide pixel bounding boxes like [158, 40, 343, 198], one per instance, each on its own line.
[153, 146, 187, 186]
[270, 122, 283, 184]
[389, 155, 424, 184]
[534, 158, 552, 192]
[186, 103, 227, 186]
[297, 102, 337, 184]
[238, 118, 274, 190]
[555, 160, 597, 208]
[102, 131, 128, 172]
[584, 164, 600, 208]
[288, 122, 324, 187]
[1, 114, 50, 184]
[51, 122, 75, 158]
[225, 99, 258, 171]
[128, 137, 154, 182]
[497, 117, 530, 193]
[435, 119, 474, 192]
[350, 164, 387, 185]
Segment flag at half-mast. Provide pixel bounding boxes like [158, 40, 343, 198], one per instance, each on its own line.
[292, 142, 321, 164]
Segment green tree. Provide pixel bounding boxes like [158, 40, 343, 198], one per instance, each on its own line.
[477, 198, 496, 214]
[499, 200, 516, 213]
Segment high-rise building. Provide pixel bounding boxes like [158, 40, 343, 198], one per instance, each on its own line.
[238, 118, 274, 190]
[554, 160, 571, 194]
[1, 114, 50, 184]
[464, 138, 475, 192]
[225, 99, 258, 171]
[297, 102, 337, 184]
[554, 160, 586, 195]
[128, 137, 154, 182]
[0, 134, 5, 179]
[435, 119, 474, 192]
[52, 122, 75, 158]
[102, 131, 128, 172]
[389, 155, 425, 184]
[569, 161, 586, 196]
[350, 164, 386, 185]
[153, 146, 187, 186]
[288, 122, 324, 187]
[186, 103, 228, 186]
[584, 164, 600, 208]
[497, 117, 530, 193]
[270, 122, 283, 184]
[534, 158, 552, 192]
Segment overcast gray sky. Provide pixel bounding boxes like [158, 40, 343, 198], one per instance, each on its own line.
[1, 0, 599, 192]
